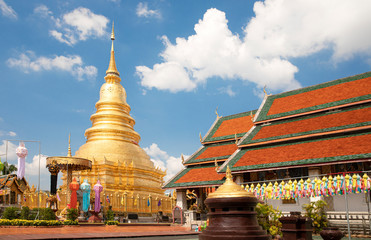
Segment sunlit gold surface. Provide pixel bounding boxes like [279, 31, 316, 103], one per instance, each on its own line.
[208, 166, 255, 199]
[58, 26, 171, 214]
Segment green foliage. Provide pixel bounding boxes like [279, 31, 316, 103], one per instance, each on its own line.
[303, 200, 328, 234]
[106, 209, 114, 221]
[104, 220, 119, 225]
[256, 203, 282, 237]
[2, 162, 17, 175]
[2, 207, 19, 220]
[32, 208, 56, 220]
[66, 208, 79, 221]
[20, 206, 30, 220]
[63, 220, 79, 225]
[0, 219, 62, 226]
[41, 208, 56, 220]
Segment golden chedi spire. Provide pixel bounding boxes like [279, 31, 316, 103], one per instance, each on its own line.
[75, 22, 150, 168]
[106, 21, 120, 78]
[63, 23, 167, 215]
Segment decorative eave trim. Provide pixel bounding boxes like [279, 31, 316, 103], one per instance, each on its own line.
[218, 148, 240, 173]
[185, 141, 237, 164]
[220, 131, 371, 173]
[240, 125, 371, 148]
[163, 166, 188, 189]
[228, 158, 371, 175]
[183, 146, 204, 164]
[255, 99, 371, 125]
[202, 117, 220, 144]
[253, 94, 268, 123]
[184, 158, 227, 167]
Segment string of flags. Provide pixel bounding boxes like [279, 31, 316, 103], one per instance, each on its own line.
[240, 173, 371, 200]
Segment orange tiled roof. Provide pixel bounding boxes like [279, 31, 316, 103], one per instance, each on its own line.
[202, 110, 256, 143]
[175, 166, 224, 184]
[195, 143, 237, 160]
[212, 115, 254, 138]
[233, 132, 371, 169]
[268, 77, 371, 116]
[253, 105, 371, 141]
[255, 72, 371, 122]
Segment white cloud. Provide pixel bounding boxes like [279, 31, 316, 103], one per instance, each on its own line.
[8, 131, 16, 137]
[25, 154, 48, 176]
[137, 1, 371, 94]
[0, 0, 17, 19]
[7, 51, 97, 81]
[37, 7, 109, 45]
[0, 140, 17, 162]
[136, 2, 161, 19]
[144, 143, 186, 183]
[218, 85, 236, 97]
[34, 5, 52, 18]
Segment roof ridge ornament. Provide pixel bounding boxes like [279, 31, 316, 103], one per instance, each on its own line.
[234, 133, 238, 145]
[199, 132, 203, 143]
[263, 85, 271, 97]
[215, 106, 222, 119]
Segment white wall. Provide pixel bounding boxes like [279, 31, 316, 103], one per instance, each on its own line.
[333, 192, 370, 212]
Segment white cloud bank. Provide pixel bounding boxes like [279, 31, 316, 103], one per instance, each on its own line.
[136, 0, 371, 94]
[0, 140, 17, 161]
[136, 2, 161, 19]
[7, 51, 97, 81]
[0, 0, 17, 19]
[25, 154, 49, 176]
[34, 5, 109, 46]
[144, 143, 185, 183]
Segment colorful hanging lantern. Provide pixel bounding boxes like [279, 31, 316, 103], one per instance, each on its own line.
[16, 142, 28, 179]
[69, 178, 80, 209]
[93, 180, 103, 212]
[80, 179, 91, 212]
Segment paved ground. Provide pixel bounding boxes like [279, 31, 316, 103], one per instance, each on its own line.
[0, 225, 198, 240]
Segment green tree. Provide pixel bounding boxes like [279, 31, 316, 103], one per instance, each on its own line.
[2, 207, 19, 220]
[256, 203, 282, 237]
[66, 208, 79, 221]
[2, 162, 17, 175]
[303, 200, 328, 234]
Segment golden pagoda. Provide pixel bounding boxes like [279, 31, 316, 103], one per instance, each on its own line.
[63, 24, 171, 214]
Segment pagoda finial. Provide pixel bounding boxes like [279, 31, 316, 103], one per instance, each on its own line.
[106, 21, 120, 77]
[67, 133, 72, 157]
[226, 165, 232, 182]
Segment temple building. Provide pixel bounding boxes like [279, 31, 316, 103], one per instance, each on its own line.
[164, 71, 371, 214]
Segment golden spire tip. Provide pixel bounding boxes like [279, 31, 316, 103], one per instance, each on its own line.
[67, 133, 72, 157]
[111, 21, 115, 41]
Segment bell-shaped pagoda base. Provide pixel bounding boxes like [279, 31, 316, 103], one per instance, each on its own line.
[199, 197, 271, 240]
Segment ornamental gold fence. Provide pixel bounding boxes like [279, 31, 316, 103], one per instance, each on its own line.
[23, 190, 174, 216]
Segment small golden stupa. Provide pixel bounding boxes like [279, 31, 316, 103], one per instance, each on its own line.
[60, 23, 170, 214]
[207, 165, 254, 199]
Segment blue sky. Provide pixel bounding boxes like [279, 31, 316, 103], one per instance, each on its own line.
[0, 0, 370, 190]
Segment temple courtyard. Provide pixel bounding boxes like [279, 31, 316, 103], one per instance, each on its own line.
[0, 224, 197, 240]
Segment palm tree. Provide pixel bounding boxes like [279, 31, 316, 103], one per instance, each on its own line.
[2, 162, 17, 175]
